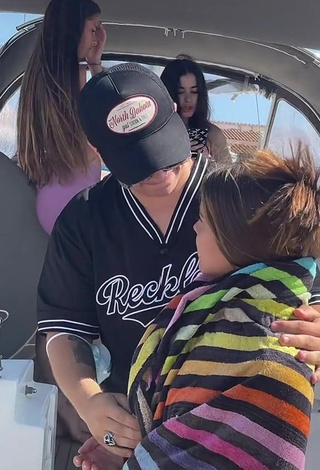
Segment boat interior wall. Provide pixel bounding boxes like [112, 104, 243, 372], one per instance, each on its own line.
[1, 0, 320, 50]
[1, 22, 320, 122]
[103, 25, 320, 117]
[0, 152, 48, 358]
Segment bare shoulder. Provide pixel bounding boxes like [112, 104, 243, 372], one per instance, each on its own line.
[207, 123, 227, 147]
[207, 123, 231, 162]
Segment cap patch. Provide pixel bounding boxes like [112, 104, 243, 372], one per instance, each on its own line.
[107, 96, 158, 134]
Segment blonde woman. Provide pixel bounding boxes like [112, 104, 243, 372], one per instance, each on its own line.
[17, 0, 106, 444]
[18, 0, 106, 234]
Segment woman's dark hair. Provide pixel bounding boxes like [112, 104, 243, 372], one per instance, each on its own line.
[201, 145, 320, 267]
[18, 0, 101, 186]
[160, 56, 210, 128]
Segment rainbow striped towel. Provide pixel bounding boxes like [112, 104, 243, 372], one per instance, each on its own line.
[125, 258, 316, 470]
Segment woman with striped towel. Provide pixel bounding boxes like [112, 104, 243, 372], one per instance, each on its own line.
[125, 147, 319, 470]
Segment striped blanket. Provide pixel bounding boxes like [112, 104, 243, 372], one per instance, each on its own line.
[125, 259, 316, 470]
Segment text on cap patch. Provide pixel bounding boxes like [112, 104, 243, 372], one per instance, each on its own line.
[107, 96, 158, 134]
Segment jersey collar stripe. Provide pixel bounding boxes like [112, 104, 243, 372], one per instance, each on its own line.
[121, 154, 207, 245]
[121, 187, 158, 241]
[164, 154, 206, 243]
[125, 189, 163, 243]
[177, 157, 209, 233]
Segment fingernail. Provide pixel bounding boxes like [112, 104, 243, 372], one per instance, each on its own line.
[311, 375, 318, 385]
[280, 335, 290, 344]
[295, 306, 306, 315]
[271, 322, 278, 331]
[298, 351, 307, 361]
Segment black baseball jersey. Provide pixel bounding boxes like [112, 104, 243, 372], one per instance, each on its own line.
[38, 154, 208, 392]
[37, 153, 320, 393]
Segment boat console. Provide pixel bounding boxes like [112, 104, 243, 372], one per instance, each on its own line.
[0, 357, 57, 470]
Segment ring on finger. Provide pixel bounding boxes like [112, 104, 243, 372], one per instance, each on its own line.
[103, 431, 117, 446]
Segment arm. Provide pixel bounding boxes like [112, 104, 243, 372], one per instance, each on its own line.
[78, 23, 107, 90]
[86, 22, 107, 77]
[46, 333, 99, 413]
[207, 123, 232, 163]
[46, 332, 137, 458]
[46, 333, 139, 460]
[125, 351, 313, 470]
[34, 332, 91, 443]
[37, 195, 140, 457]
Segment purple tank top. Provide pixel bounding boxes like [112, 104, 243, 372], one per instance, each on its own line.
[36, 161, 101, 234]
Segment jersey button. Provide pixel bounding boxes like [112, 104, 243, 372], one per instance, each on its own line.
[160, 247, 168, 255]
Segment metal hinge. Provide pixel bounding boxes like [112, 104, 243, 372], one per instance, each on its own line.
[0, 310, 9, 378]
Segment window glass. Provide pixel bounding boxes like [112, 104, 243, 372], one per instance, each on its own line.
[267, 99, 320, 164]
[0, 59, 273, 164]
[0, 88, 19, 158]
[101, 59, 272, 160]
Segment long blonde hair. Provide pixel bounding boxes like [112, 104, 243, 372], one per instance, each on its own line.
[17, 0, 101, 187]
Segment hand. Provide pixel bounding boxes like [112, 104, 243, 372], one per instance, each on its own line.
[271, 305, 320, 383]
[86, 22, 107, 67]
[73, 437, 124, 470]
[80, 392, 141, 459]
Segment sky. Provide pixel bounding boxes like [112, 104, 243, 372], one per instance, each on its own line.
[0, 11, 41, 45]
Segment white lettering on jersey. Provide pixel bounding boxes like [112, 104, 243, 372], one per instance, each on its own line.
[96, 252, 199, 327]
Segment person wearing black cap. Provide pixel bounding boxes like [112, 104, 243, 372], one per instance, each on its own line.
[37, 63, 320, 469]
[78, 62, 193, 187]
[38, 62, 208, 465]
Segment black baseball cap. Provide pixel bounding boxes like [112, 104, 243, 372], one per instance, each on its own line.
[78, 63, 191, 186]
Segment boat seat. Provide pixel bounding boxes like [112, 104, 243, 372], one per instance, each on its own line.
[0, 152, 48, 359]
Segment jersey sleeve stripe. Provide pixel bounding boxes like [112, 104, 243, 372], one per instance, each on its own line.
[37, 319, 99, 329]
[37, 325, 100, 337]
[309, 294, 320, 305]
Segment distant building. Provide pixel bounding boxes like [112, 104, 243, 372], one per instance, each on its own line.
[214, 121, 265, 158]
